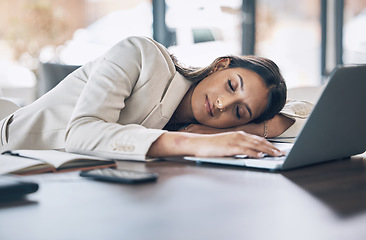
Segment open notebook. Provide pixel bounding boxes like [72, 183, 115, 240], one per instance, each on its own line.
[184, 65, 366, 171]
[0, 150, 116, 175]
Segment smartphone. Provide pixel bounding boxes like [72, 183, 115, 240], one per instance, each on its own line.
[80, 168, 158, 184]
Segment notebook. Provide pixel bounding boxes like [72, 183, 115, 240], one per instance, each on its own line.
[184, 64, 366, 171]
[0, 150, 116, 175]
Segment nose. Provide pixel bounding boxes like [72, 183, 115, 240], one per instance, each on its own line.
[214, 97, 225, 112]
[214, 96, 236, 112]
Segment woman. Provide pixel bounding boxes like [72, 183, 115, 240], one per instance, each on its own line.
[0, 36, 306, 159]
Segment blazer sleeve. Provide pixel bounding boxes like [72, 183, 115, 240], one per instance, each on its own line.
[64, 37, 171, 159]
[277, 100, 313, 138]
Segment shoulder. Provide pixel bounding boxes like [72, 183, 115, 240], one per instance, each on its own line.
[115, 36, 164, 52]
[97, 36, 178, 92]
[104, 36, 176, 76]
[123, 36, 165, 50]
[280, 100, 313, 120]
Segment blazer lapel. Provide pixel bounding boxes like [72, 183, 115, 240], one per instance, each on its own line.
[141, 72, 192, 129]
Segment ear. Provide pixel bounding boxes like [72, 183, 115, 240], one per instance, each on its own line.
[213, 58, 231, 72]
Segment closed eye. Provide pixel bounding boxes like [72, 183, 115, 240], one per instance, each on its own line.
[236, 106, 241, 119]
[228, 80, 235, 91]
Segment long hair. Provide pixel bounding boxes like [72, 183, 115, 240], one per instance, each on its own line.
[170, 55, 287, 123]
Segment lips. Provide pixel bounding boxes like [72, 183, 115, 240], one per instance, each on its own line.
[205, 95, 214, 117]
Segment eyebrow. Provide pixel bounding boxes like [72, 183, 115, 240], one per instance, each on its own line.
[237, 74, 244, 90]
[245, 103, 253, 119]
[237, 74, 252, 119]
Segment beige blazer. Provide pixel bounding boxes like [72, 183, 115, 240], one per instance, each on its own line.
[0, 36, 311, 159]
[0, 37, 192, 159]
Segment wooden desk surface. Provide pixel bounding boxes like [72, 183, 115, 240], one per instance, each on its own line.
[1, 153, 366, 240]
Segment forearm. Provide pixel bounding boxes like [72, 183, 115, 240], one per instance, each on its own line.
[236, 114, 295, 138]
[182, 114, 295, 138]
[147, 131, 284, 158]
[147, 132, 197, 157]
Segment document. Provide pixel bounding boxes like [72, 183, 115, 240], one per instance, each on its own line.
[0, 150, 116, 175]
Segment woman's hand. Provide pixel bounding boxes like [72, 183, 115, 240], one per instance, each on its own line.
[188, 131, 283, 158]
[147, 131, 284, 158]
[147, 115, 294, 158]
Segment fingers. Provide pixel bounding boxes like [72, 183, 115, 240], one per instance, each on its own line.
[191, 131, 284, 158]
[245, 136, 282, 157]
[229, 132, 283, 158]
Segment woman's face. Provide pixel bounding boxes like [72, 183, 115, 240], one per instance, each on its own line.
[191, 67, 270, 128]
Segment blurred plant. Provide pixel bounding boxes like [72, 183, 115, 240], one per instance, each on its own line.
[5, 0, 71, 68]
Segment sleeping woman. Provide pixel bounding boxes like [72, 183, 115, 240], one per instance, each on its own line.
[0, 36, 310, 159]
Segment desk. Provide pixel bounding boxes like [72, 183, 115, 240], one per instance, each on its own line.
[1, 154, 366, 240]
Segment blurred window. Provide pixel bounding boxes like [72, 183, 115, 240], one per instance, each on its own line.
[1, 0, 364, 105]
[343, 0, 366, 64]
[255, 0, 321, 88]
[165, 0, 242, 67]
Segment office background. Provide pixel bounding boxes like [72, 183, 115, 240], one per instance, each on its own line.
[1, 2, 366, 239]
[0, 0, 365, 106]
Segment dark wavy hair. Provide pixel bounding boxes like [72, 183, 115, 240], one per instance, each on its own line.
[170, 55, 287, 123]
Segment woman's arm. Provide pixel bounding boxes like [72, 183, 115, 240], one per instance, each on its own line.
[179, 114, 294, 138]
[147, 131, 284, 158]
[65, 37, 174, 158]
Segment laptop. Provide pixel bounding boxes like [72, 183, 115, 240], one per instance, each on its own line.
[184, 65, 366, 171]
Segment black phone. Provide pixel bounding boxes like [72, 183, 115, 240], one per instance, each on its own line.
[80, 168, 158, 184]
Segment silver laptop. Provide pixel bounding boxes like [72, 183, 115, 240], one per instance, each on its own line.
[184, 65, 366, 171]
